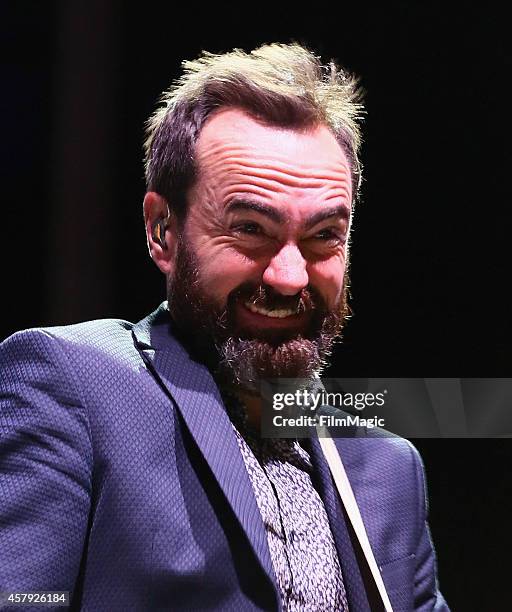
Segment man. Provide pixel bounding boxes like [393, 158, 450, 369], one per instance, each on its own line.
[0, 44, 448, 610]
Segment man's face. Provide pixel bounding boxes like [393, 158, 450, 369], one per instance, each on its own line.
[167, 108, 353, 387]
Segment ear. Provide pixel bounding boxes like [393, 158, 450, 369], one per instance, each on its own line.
[143, 191, 178, 276]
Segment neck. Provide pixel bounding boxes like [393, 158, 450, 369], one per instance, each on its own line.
[235, 388, 262, 429]
[220, 381, 262, 430]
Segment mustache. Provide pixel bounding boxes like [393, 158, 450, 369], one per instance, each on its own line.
[228, 283, 326, 314]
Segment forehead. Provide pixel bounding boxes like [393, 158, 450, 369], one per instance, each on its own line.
[194, 108, 352, 200]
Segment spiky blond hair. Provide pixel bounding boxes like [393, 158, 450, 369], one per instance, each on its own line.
[144, 43, 365, 219]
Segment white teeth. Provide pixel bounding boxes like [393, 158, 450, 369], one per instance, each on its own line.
[245, 302, 297, 318]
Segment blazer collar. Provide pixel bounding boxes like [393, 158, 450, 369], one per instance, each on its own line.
[132, 303, 279, 608]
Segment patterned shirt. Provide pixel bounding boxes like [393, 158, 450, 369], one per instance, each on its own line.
[224, 393, 349, 611]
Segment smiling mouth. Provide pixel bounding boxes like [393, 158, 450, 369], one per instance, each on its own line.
[230, 296, 316, 342]
[236, 300, 313, 336]
[244, 301, 300, 319]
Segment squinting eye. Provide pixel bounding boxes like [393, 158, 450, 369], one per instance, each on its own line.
[313, 229, 345, 245]
[233, 222, 263, 235]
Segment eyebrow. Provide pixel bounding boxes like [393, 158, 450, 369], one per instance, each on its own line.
[225, 198, 285, 224]
[304, 204, 350, 229]
[225, 197, 350, 229]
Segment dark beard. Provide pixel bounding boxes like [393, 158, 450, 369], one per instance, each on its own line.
[167, 238, 349, 390]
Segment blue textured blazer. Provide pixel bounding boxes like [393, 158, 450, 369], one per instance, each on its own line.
[0, 303, 449, 611]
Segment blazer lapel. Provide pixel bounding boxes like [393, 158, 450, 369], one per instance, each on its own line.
[308, 435, 374, 612]
[132, 304, 278, 602]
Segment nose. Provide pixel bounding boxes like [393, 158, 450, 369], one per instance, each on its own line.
[262, 243, 309, 296]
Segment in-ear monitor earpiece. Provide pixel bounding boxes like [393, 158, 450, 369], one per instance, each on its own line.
[152, 218, 168, 249]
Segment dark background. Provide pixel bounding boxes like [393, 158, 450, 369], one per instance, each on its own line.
[1, 1, 510, 609]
